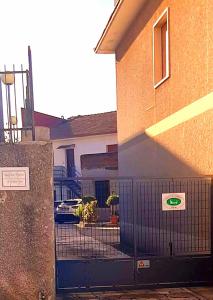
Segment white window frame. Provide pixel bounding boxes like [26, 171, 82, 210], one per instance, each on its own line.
[153, 7, 170, 89]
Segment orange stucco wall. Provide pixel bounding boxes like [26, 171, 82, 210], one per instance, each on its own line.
[116, 0, 213, 177]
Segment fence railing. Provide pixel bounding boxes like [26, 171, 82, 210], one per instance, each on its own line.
[0, 46, 35, 143]
[55, 176, 212, 260]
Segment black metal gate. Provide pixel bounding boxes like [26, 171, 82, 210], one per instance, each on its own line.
[55, 176, 213, 291]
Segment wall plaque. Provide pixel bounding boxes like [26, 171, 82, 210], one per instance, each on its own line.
[0, 167, 30, 190]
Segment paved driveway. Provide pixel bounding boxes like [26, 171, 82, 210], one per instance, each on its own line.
[57, 287, 213, 300]
[56, 223, 127, 259]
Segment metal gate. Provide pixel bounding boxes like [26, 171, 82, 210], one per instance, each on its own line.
[55, 176, 213, 291]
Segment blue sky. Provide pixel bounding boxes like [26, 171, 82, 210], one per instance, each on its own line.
[0, 0, 116, 118]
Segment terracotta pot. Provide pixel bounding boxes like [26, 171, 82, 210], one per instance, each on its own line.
[111, 215, 119, 225]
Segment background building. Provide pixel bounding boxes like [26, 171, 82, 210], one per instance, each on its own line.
[25, 110, 118, 201]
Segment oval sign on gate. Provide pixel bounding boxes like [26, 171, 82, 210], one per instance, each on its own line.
[167, 198, 181, 206]
[162, 193, 186, 211]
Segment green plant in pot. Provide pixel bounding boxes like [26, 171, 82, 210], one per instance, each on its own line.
[106, 193, 119, 224]
[75, 195, 97, 223]
[75, 203, 84, 221]
[82, 200, 97, 223]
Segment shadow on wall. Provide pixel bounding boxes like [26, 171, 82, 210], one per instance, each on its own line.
[117, 130, 212, 255]
[118, 128, 212, 177]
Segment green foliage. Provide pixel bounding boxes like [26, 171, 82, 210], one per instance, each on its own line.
[82, 195, 97, 205]
[82, 200, 97, 223]
[75, 195, 98, 222]
[106, 194, 119, 207]
[75, 203, 84, 219]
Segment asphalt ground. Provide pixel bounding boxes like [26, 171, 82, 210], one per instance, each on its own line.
[56, 287, 213, 300]
[55, 223, 126, 259]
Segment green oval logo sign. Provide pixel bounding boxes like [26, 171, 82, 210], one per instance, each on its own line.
[167, 198, 181, 206]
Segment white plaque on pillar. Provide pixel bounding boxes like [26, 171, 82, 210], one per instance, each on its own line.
[0, 167, 30, 190]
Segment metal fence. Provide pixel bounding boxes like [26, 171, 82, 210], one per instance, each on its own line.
[55, 176, 212, 260]
[0, 46, 35, 143]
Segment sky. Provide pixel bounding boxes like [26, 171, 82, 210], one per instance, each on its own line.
[0, 0, 116, 118]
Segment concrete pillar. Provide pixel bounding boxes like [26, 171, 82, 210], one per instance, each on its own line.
[0, 142, 55, 300]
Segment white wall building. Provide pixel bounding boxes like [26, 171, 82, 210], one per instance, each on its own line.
[50, 111, 118, 201]
[52, 133, 117, 176]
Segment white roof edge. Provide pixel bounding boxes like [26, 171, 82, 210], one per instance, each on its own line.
[94, 0, 124, 54]
[94, 0, 147, 54]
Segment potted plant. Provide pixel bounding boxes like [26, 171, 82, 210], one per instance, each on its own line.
[106, 193, 119, 225]
[75, 203, 84, 221]
[75, 195, 98, 225]
[82, 200, 97, 223]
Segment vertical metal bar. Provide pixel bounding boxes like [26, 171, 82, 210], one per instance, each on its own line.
[3, 65, 13, 143]
[13, 65, 18, 142]
[169, 241, 173, 256]
[21, 64, 25, 108]
[157, 180, 161, 255]
[169, 178, 173, 256]
[7, 86, 12, 143]
[144, 181, 147, 252]
[204, 178, 208, 253]
[5, 84, 9, 139]
[21, 64, 27, 140]
[210, 177, 213, 257]
[138, 181, 141, 252]
[192, 178, 195, 254]
[28, 46, 35, 141]
[60, 181, 63, 201]
[151, 180, 154, 252]
[190, 178, 193, 254]
[207, 177, 211, 254]
[54, 221, 58, 294]
[4, 66, 9, 129]
[198, 178, 201, 253]
[147, 180, 151, 253]
[0, 80, 5, 142]
[186, 178, 189, 253]
[132, 178, 137, 284]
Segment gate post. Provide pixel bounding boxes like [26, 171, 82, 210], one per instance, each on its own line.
[0, 142, 55, 300]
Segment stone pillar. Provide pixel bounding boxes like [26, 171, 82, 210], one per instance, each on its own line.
[21, 126, 50, 142]
[0, 142, 55, 300]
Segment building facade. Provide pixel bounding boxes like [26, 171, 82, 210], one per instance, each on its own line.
[95, 0, 213, 178]
[95, 0, 213, 254]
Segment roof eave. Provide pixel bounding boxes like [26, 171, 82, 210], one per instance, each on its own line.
[51, 131, 117, 141]
[94, 0, 124, 54]
[94, 0, 148, 54]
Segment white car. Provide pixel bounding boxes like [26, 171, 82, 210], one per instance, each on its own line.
[56, 199, 82, 214]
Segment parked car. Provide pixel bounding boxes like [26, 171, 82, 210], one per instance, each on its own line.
[54, 201, 62, 213]
[55, 199, 82, 224]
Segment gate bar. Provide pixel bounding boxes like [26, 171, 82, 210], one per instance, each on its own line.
[211, 177, 213, 257]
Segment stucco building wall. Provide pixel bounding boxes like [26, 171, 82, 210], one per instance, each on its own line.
[0, 142, 55, 300]
[116, 0, 213, 177]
